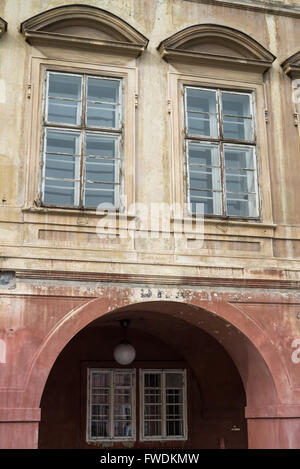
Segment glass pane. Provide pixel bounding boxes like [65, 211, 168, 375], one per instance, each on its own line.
[145, 405, 162, 417]
[85, 134, 118, 158]
[223, 116, 253, 140]
[226, 193, 258, 217]
[224, 145, 255, 169]
[186, 88, 217, 113]
[144, 389, 161, 404]
[114, 373, 132, 387]
[144, 373, 161, 388]
[84, 186, 115, 207]
[87, 102, 118, 128]
[85, 159, 116, 184]
[225, 170, 256, 193]
[186, 88, 218, 137]
[114, 421, 132, 437]
[43, 179, 77, 206]
[46, 130, 80, 155]
[166, 389, 183, 405]
[87, 77, 120, 103]
[166, 421, 183, 437]
[190, 190, 222, 215]
[166, 373, 184, 389]
[188, 142, 220, 166]
[222, 92, 251, 117]
[48, 73, 82, 100]
[91, 421, 109, 438]
[47, 73, 82, 125]
[92, 372, 110, 388]
[92, 392, 109, 405]
[47, 99, 81, 125]
[144, 421, 162, 437]
[91, 404, 109, 417]
[45, 155, 78, 180]
[189, 167, 221, 191]
[86, 78, 120, 128]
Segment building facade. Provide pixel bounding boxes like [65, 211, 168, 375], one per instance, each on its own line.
[0, 0, 300, 449]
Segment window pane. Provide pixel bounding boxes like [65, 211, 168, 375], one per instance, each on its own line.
[188, 142, 220, 166]
[87, 78, 120, 103]
[47, 99, 81, 125]
[48, 73, 82, 100]
[189, 168, 221, 191]
[186, 88, 218, 137]
[43, 179, 77, 206]
[222, 92, 251, 117]
[166, 373, 184, 389]
[87, 102, 118, 128]
[92, 372, 110, 388]
[144, 421, 162, 437]
[225, 169, 256, 193]
[224, 145, 258, 217]
[47, 73, 82, 125]
[46, 130, 81, 155]
[224, 145, 255, 169]
[222, 93, 253, 140]
[85, 159, 116, 184]
[45, 155, 77, 180]
[84, 185, 115, 207]
[85, 134, 118, 158]
[223, 116, 253, 140]
[144, 373, 161, 388]
[91, 421, 109, 438]
[226, 193, 258, 217]
[190, 190, 222, 215]
[86, 78, 120, 128]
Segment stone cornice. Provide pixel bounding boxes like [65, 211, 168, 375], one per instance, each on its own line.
[158, 24, 275, 72]
[281, 51, 300, 79]
[20, 4, 148, 58]
[13, 270, 300, 289]
[183, 0, 300, 19]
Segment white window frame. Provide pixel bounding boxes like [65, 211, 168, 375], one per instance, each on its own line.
[40, 70, 124, 210]
[139, 369, 188, 442]
[86, 368, 136, 443]
[183, 85, 260, 220]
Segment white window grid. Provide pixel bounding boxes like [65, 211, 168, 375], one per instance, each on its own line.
[40, 71, 124, 209]
[86, 368, 136, 442]
[139, 369, 188, 441]
[183, 85, 260, 219]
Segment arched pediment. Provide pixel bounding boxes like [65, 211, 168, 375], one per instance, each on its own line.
[158, 24, 275, 72]
[0, 17, 7, 38]
[281, 51, 300, 79]
[20, 4, 148, 57]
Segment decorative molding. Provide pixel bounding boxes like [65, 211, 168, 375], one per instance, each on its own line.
[20, 4, 148, 57]
[158, 24, 276, 72]
[14, 269, 300, 290]
[0, 18, 7, 38]
[183, 0, 300, 19]
[281, 51, 300, 79]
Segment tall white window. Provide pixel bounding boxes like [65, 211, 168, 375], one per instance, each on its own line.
[140, 369, 187, 441]
[184, 86, 259, 218]
[41, 71, 123, 209]
[87, 369, 135, 442]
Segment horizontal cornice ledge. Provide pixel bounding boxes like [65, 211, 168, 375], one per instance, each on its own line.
[14, 270, 300, 289]
[23, 30, 147, 57]
[183, 0, 300, 19]
[158, 47, 274, 72]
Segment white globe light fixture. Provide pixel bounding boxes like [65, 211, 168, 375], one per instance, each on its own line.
[113, 319, 136, 365]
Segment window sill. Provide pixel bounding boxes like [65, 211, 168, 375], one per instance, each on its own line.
[22, 206, 136, 220]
